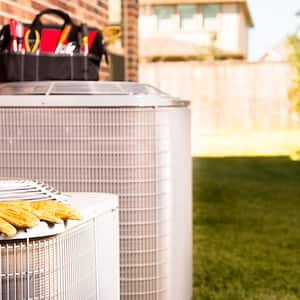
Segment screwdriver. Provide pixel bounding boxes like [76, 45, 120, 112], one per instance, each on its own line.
[80, 23, 88, 55]
[9, 19, 17, 52]
[16, 21, 24, 52]
[55, 24, 72, 54]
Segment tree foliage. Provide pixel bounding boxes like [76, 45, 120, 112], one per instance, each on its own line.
[288, 12, 300, 113]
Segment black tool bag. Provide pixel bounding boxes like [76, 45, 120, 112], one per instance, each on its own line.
[0, 9, 108, 82]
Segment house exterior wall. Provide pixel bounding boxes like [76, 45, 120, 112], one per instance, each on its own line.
[217, 3, 240, 55]
[238, 3, 248, 56]
[123, 0, 139, 81]
[139, 1, 250, 59]
[0, 0, 139, 81]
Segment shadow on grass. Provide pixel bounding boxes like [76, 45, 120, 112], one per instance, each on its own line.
[193, 157, 300, 300]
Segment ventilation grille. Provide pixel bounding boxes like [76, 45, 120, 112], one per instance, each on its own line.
[0, 219, 98, 300]
[0, 107, 170, 300]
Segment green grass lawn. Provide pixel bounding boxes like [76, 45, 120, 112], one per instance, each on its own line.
[193, 157, 300, 300]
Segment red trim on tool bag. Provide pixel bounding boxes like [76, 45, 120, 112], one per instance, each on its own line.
[39, 29, 61, 53]
[88, 31, 97, 50]
[21, 27, 98, 53]
[22, 27, 61, 53]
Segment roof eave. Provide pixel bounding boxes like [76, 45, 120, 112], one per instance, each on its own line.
[243, 2, 254, 28]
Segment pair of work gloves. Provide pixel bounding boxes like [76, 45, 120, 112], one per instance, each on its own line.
[0, 200, 81, 237]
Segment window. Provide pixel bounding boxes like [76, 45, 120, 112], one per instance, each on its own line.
[140, 6, 154, 16]
[155, 5, 174, 32]
[139, 6, 156, 33]
[108, 0, 122, 25]
[202, 4, 219, 30]
[178, 5, 197, 31]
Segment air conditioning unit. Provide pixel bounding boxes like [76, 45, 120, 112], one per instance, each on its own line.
[0, 81, 192, 300]
[0, 180, 119, 300]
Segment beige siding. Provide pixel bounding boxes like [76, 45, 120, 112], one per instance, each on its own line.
[139, 2, 249, 58]
[238, 3, 248, 57]
[217, 4, 240, 54]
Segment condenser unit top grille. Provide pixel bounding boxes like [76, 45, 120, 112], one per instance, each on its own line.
[0, 81, 163, 95]
[0, 81, 189, 107]
[0, 180, 68, 203]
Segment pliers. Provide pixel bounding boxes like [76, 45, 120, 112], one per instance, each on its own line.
[24, 29, 40, 53]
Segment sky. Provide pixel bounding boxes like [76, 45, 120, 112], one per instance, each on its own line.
[248, 0, 300, 60]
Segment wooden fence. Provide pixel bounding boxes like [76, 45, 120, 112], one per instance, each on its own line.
[140, 61, 300, 155]
[140, 61, 300, 132]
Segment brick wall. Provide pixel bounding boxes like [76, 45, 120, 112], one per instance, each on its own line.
[0, 0, 139, 81]
[123, 0, 139, 81]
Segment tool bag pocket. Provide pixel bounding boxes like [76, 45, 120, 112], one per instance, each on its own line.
[0, 52, 100, 82]
[0, 8, 107, 82]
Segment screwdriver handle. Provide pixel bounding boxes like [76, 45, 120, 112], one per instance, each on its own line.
[16, 22, 24, 52]
[9, 19, 17, 52]
[80, 23, 88, 37]
[9, 19, 16, 38]
[55, 24, 72, 54]
[58, 24, 72, 45]
[80, 23, 88, 55]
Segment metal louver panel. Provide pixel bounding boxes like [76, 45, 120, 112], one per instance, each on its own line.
[0, 107, 170, 299]
[1, 220, 98, 300]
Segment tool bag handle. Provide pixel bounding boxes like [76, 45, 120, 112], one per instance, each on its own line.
[31, 8, 73, 29]
[29, 8, 77, 48]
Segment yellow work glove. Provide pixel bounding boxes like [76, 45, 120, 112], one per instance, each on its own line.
[0, 217, 17, 237]
[0, 200, 80, 238]
[30, 200, 81, 221]
[0, 203, 39, 229]
[5, 201, 63, 224]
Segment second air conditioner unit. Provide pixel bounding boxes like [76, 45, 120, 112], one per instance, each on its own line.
[0, 180, 119, 300]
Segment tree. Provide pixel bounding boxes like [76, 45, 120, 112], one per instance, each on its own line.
[288, 11, 300, 113]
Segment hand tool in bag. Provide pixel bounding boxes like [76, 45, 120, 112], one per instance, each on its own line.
[65, 42, 77, 54]
[57, 42, 77, 54]
[16, 21, 24, 52]
[9, 19, 17, 52]
[24, 28, 40, 53]
[80, 23, 89, 55]
[55, 23, 72, 54]
[77, 29, 82, 53]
